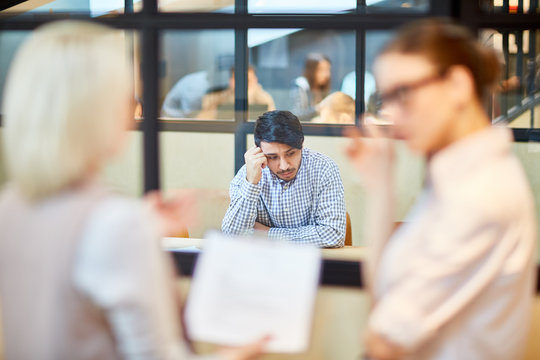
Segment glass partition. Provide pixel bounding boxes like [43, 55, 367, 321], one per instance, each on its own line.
[246, 0, 430, 13]
[159, 0, 233, 13]
[159, 30, 235, 120]
[0, 28, 143, 196]
[248, 29, 355, 123]
[248, 0, 355, 13]
[0, 0, 139, 15]
[364, 31, 393, 123]
[480, 29, 540, 127]
[0, 31, 30, 113]
[479, 0, 540, 14]
[366, 0, 429, 12]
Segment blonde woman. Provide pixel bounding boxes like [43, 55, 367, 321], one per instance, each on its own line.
[0, 21, 266, 360]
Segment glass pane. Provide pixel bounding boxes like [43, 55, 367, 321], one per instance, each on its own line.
[159, 0, 233, 13]
[366, 0, 429, 13]
[132, 32, 143, 121]
[480, 0, 539, 14]
[248, 29, 355, 123]
[248, 0, 356, 14]
[0, 31, 30, 114]
[160, 30, 235, 120]
[365, 31, 394, 121]
[481, 29, 540, 128]
[1, 0, 140, 15]
[0, 127, 7, 187]
[0, 28, 143, 195]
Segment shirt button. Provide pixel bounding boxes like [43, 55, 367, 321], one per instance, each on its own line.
[284, 208, 289, 212]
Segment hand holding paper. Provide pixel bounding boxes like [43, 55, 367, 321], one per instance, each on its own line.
[185, 232, 321, 353]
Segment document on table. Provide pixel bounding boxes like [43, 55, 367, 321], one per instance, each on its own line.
[185, 232, 321, 353]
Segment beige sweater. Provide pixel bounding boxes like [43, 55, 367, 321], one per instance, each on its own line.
[0, 184, 119, 359]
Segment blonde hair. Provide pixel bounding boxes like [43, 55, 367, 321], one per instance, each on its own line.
[2, 21, 133, 200]
[318, 91, 355, 124]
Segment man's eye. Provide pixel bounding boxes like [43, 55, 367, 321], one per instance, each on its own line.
[268, 156, 277, 160]
[287, 152, 296, 157]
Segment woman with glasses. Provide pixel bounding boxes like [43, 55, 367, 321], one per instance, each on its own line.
[346, 19, 536, 360]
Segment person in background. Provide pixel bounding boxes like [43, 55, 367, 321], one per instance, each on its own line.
[197, 66, 275, 120]
[222, 110, 346, 248]
[346, 19, 536, 360]
[0, 20, 267, 360]
[479, 28, 521, 119]
[313, 91, 355, 124]
[340, 70, 377, 113]
[161, 70, 210, 118]
[290, 53, 332, 122]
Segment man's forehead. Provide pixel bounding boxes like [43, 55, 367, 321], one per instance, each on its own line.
[260, 141, 297, 155]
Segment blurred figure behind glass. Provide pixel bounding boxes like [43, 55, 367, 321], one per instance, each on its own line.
[313, 91, 355, 124]
[289, 52, 332, 122]
[197, 66, 275, 120]
[0, 20, 267, 360]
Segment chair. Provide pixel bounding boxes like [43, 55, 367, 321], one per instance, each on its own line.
[344, 212, 352, 246]
[524, 296, 540, 360]
[174, 227, 190, 238]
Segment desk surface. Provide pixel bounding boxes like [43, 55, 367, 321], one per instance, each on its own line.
[162, 237, 367, 261]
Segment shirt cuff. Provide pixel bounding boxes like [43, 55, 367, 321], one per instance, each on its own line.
[268, 227, 290, 241]
[240, 178, 261, 203]
[368, 300, 426, 351]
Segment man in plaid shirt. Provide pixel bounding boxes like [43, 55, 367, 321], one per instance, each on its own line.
[222, 110, 346, 247]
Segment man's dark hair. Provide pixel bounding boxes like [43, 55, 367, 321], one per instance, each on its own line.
[254, 110, 304, 149]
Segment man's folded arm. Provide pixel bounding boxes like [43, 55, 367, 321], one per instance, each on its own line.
[268, 167, 346, 247]
[268, 222, 345, 247]
[221, 169, 260, 235]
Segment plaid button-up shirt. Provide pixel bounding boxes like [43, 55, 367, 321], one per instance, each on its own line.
[222, 148, 346, 247]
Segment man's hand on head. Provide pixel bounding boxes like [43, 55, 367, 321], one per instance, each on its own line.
[245, 146, 268, 184]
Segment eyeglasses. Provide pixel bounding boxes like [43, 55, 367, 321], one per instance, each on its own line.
[375, 72, 446, 112]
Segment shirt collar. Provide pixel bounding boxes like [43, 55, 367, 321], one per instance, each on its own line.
[427, 126, 512, 193]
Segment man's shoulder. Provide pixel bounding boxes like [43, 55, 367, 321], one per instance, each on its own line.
[231, 164, 248, 183]
[303, 148, 339, 170]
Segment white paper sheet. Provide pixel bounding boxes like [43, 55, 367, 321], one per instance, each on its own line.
[185, 232, 321, 353]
